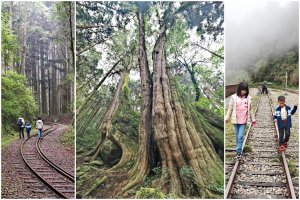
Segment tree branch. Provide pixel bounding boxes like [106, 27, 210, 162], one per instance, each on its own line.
[193, 43, 224, 60]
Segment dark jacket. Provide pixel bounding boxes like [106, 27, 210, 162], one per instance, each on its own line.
[273, 105, 297, 129]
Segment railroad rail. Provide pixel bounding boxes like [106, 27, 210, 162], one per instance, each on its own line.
[225, 93, 297, 199]
[21, 124, 75, 199]
[226, 84, 299, 98]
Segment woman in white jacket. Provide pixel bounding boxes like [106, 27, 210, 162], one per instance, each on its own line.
[225, 82, 256, 159]
[36, 117, 44, 139]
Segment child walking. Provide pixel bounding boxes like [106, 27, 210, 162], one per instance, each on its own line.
[25, 122, 32, 139]
[225, 82, 256, 160]
[273, 96, 297, 152]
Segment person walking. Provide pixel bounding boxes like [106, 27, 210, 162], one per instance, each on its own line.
[273, 96, 297, 152]
[17, 117, 25, 139]
[25, 122, 32, 139]
[225, 82, 256, 160]
[36, 117, 44, 139]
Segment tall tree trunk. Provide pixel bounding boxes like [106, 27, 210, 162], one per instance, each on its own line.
[185, 65, 201, 101]
[122, 12, 153, 192]
[57, 63, 61, 115]
[88, 71, 127, 160]
[68, 2, 75, 66]
[41, 44, 47, 114]
[52, 47, 57, 115]
[37, 48, 41, 115]
[21, 3, 28, 76]
[8, 2, 14, 70]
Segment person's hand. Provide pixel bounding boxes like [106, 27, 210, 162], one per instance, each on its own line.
[252, 121, 256, 126]
[273, 119, 277, 123]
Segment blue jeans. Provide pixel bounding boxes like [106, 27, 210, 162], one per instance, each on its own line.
[234, 124, 246, 155]
[278, 125, 290, 145]
[38, 129, 43, 139]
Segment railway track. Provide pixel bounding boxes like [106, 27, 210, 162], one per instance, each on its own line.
[225, 94, 297, 199]
[21, 124, 75, 199]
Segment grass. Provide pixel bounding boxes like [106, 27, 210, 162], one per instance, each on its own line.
[2, 133, 18, 148]
[243, 145, 252, 153]
[287, 160, 298, 177]
[59, 126, 74, 147]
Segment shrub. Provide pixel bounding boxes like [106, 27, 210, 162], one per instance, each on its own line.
[135, 187, 166, 199]
[2, 71, 37, 139]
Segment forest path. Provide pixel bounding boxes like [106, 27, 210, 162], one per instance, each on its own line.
[2, 123, 74, 198]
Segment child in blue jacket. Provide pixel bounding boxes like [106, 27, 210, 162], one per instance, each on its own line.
[25, 122, 32, 139]
[273, 96, 297, 152]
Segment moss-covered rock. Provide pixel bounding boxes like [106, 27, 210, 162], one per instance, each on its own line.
[135, 187, 166, 199]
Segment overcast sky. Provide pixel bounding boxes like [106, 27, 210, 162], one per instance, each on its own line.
[225, 1, 299, 84]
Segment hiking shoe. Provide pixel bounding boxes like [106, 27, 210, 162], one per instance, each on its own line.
[237, 154, 242, 160]
[283, 142, 288, 149]
[279, 145, 285, 152]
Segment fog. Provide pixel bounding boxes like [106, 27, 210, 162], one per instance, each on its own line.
[225, 1, 299, 84]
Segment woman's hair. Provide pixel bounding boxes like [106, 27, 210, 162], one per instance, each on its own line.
[38, 117, 41, 120]
[237, 82, 249, 97]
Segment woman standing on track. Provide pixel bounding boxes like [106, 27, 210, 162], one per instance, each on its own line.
[225, 82, 256, 160]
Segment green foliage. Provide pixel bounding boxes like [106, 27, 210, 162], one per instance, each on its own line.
[250, 51, 298, 86]
[2, 71, 37, 140]
[179, 165, 195, 182]
[112, 76, 140, 138]
[179, 165, 196, 195]
[152, 166, 162, 177]
[1, 12, 19, 68]
[2, 129, 18, 148]
[166, 19, 189, 55]
[141, 166, 161, 187]
[194, 97, 224, 117]
[76, 125, 100, 152]
[60, 126, 74, 147]
[135, 187, 166, 199]
[207, 184, 224, 194]
[288, 160, 297, 177]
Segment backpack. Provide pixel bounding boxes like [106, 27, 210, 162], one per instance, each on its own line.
[17, 119, 23, 126]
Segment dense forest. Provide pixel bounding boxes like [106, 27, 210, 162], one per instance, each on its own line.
[249, 51, 299, 86]
[1, 2, 74, 137]
[76, 2, 224, 198]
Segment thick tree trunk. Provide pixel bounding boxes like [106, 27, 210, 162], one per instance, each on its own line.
[162, 36, 215, 196]
[151, 31, 189, 195]
[121, 28, 223, 198]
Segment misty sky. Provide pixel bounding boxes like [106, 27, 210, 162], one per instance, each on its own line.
[225, 1, 299, 84]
